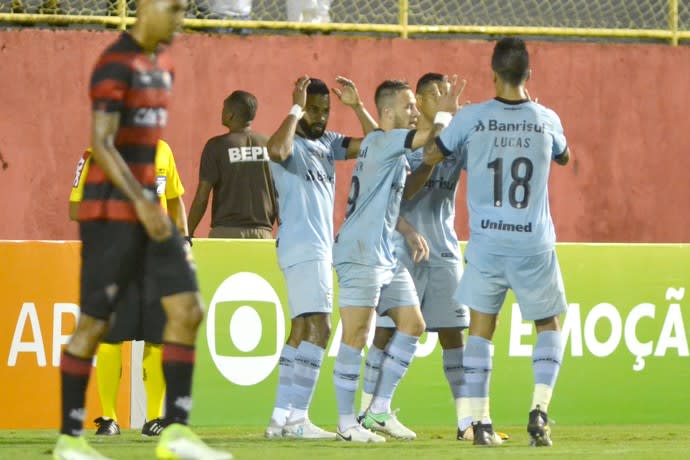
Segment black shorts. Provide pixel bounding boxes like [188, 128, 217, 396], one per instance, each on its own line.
[80, 220, 198, 332]
[102, 278, 167, 344]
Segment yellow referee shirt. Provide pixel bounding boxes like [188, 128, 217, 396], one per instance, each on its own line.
[70, 140, 184, 212]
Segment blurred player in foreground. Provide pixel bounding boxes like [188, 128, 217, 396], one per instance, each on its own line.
[69, 139, 186, 438]
[54, 0, 232, 458]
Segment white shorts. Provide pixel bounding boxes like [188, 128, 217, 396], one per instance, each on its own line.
[335, 262, 419, 317]
[455, 246, 567, 321]
[376, 256, 468, 330]
[282, 259, 333, 319]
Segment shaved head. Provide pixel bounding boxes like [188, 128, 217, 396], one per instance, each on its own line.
[134, 0, 187, 47]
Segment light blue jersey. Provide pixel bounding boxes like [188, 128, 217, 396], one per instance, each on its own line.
[333, 129, 415, 269]
[438, 98, 567, 256]
[270, 131, 348, 268]
[394, 147, 465, 266]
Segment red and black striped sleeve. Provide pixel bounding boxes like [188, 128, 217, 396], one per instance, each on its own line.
[90, 50, 132, 113]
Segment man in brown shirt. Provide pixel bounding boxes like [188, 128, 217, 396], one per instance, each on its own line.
[188, 90, 277, 239]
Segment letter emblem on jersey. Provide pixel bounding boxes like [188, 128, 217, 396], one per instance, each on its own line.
[156, 175, 167, 197]
[72, 157, 87, 187]
[228, 146, 269, 163]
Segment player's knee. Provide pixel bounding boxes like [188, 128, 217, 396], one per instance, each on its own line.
[305, 314, 331, 346]
[163, 293, 204, 331]
[287, 316, 306, 345]
[397, 316, 425, 337]
[410, 318, 426, 337]
[438, 328, 464, 349]
[305, 313, 331, 332]
[168, 304, 203, 332]
[68, 314, 110, 356]
[535, 315, 560, 332]
[341, 323, 370, 349]
[183, 305, 204, 331]
[372, 327, 395, 349]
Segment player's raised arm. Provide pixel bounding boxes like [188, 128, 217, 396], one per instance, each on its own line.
[267, 75, 310, 162]
[409, 76, 466, 151]
[404, 76, 466, 199]
[332, 76, 378, 158]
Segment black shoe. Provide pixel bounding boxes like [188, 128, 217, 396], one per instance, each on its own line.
[457, 426, 471, 440]
[94, 416, 120, 436]
[472, 422, 502, 446]
[459, 425, 510, 441]
[527, 406, 553, 447]
[141, 418, 167, 436]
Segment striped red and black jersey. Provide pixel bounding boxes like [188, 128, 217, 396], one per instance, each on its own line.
[80, 32, 174, 222]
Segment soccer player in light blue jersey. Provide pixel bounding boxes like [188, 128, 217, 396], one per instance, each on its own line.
[431, 38, 571, 447]
[265, 75, 377, 440]
[332, 78, 463, 442]
[359, 73, 508, 444]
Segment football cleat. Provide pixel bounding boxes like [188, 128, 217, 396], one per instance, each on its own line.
[142, 418, 167, 437]
[282, 417, 336, 440]
[362, 409, 416, 440]
[457, 426, 510, 442]
[471, 422, 503, 446]
[53, 434, 113, 460]
[264, 419, 284, 439]
[156, 423, 233, 460]
[527, 406, 553, 447]
[336, 424, 386, 443]
[94, 417, 120, 436]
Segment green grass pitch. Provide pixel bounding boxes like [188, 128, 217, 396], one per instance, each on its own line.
[2, 425, 690, 459]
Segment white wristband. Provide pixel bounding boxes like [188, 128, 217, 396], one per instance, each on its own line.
[434, 111, 453, 128]
[288, 104, 304, 119]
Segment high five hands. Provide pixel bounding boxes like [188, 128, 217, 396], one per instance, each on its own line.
[332, 76, 363, 108]
[292, 75, 310, 108]
[437, 75, 468, 114]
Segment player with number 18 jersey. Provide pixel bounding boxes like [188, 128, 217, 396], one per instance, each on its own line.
[438, 99, 566, 257]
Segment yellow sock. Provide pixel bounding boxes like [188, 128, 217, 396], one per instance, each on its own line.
[143, 343, 165, 421]
[96, 343, 122, 421]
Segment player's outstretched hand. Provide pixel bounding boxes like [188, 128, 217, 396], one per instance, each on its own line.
[332, 76, 362, 108]
[135, 199, 172, 242]
[438, 75, 467, 114]
[404, 231, 430, 263]
[293, 75, 310, 109]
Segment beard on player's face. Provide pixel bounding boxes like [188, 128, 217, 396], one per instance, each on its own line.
[299, 118, 326, 139]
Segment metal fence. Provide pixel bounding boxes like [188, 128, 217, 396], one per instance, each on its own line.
[1, 0, 688, 45]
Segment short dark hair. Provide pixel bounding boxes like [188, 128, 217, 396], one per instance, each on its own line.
[307, 78, 330, 96]
[491, 37, 530, 86]
[374, 80, 411, 111]
[415, 73, 444, 93]
[224, 90, 258, 122]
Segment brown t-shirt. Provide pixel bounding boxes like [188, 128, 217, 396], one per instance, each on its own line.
[199, 131, 277, 230]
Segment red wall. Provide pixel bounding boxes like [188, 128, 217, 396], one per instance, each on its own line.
[0, 30, 688, 242]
